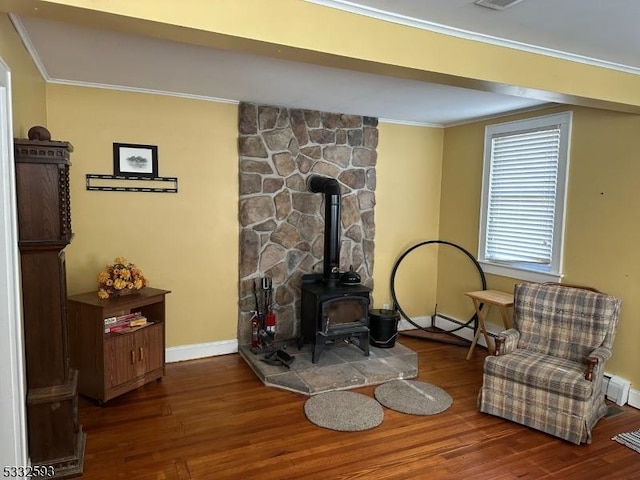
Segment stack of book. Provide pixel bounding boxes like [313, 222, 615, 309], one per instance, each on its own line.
[104, 312, 152, 334]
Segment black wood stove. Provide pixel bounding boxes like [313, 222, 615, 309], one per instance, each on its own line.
[299, 176, 371, 363]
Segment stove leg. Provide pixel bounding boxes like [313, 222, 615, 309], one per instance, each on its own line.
[357, 331, 370, 357]
[313, 333, 325, 364]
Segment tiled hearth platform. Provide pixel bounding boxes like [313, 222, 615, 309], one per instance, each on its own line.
[239, 340, 418, 395]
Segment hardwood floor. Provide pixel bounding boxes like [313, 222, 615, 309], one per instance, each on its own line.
[77, 338, 640, 479]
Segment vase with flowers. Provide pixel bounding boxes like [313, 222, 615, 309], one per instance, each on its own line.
[97, 257, 148, 299]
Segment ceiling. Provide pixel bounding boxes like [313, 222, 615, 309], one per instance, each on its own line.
[11, 0, 640, 126]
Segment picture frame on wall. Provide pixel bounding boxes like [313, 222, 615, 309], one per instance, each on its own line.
[113, 143, 158, 178]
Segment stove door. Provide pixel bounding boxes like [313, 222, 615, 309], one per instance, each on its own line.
[321, 295, 369, 334]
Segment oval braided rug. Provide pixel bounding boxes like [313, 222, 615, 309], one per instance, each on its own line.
[304, 391, 384, 431]
[374, 379, 453, 415]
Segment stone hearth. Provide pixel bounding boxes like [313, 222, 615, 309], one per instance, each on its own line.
[239, 340, 418, 395]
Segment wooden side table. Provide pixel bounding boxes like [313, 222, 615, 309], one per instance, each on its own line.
[465, 289, 514, 360]
[67, 287, 170, 403]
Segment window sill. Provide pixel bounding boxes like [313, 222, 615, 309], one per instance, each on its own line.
[478, 261, 563, 283]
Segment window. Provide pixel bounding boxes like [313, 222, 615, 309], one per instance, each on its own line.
[478, 111, 572, 282]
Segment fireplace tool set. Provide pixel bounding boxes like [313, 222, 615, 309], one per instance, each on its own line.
[250, 276, 294, 367]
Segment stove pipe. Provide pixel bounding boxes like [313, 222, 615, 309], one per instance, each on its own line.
[308, 175, 341, 282]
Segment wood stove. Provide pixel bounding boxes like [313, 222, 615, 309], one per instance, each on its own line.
[299, 176, 371, 363]
[300, 276, 370, 363]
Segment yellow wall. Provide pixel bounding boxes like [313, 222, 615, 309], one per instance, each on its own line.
[565, 107, 640, 385]
[373, 123, 443, 315]
[45, 84, 239, 346]
[439, 106, 640, 386]
[42, 84, 442, 349]
[0, 13, 46, 135]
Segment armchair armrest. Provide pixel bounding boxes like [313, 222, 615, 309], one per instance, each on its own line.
[585, 346, 612, 381]
[494, 328, 520, 356]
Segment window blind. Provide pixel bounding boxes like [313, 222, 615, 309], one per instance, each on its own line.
[485, 126, 561, 265]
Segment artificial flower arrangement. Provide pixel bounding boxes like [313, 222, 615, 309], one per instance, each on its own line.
[97, 257, 148, 299]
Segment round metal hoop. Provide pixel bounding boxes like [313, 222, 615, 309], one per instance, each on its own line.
[390, 240, 487, 334]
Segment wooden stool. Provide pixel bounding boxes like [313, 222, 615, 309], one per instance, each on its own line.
[465, 290, 514, 360]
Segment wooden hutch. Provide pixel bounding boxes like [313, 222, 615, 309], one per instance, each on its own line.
[14, 128, 85, 478]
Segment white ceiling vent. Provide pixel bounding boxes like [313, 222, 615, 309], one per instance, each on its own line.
[475, 0, 524, 10]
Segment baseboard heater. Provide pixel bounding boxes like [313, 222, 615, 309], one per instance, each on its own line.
[603, 373, 631, 406]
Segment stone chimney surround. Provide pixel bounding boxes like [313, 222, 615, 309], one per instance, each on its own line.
[237, 103, 378, 345]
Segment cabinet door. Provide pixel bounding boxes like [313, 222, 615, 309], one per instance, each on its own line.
[104, 324, 164, 389]
[135, 323, 164, 376]
[20, 250, 68, 388]
[104, 334, 137, 389]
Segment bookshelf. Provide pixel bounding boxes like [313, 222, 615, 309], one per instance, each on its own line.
[67, 287, 171, 404]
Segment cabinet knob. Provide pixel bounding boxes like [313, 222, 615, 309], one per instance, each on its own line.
[139, 347, 144, 361]
[130, 350, 135, 365]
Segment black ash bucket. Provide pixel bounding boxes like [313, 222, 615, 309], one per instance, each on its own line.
[369, 309, 400, 348]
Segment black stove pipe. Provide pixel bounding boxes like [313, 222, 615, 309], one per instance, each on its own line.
[307, 175, 341, 283]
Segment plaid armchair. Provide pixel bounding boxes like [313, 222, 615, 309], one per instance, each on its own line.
[478, 282, 622, 444]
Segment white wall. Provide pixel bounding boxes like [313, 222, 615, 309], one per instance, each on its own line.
[0, 58, 28, 470]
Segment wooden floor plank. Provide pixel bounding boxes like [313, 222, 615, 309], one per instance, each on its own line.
[77, 338, 640, 479]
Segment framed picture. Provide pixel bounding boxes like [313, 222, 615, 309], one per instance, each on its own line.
[113, 143, 158, 178]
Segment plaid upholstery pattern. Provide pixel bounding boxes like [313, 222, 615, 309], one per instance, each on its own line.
[484, 350, 594, 400]
[513, 283, 621, 362]
[478, 283, 622, 444]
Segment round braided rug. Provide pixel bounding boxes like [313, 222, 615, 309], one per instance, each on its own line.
[374, 379, 452, 415]
[304, 391, 384, 431]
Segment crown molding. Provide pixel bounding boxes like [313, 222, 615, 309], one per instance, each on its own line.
[31, 78, 552, 128]
[443, 103, 556, 128]
[305, 0, 640, 75]
[379, 118, 442, 128]
[45, 78, 240, 105]
[47, 79, 444, 125]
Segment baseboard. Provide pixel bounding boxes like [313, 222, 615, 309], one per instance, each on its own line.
[397, 315, 430, 331]
[165, 339, 238, 363]
[628, 388, 640, 409]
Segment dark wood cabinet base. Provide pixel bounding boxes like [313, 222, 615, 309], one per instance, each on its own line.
[27, 369, 85, 478]
[33, 429, 86, 480]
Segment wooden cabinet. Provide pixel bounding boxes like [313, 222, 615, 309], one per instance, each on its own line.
[14, 134, 85, 478]
[67, 288, 170, 404]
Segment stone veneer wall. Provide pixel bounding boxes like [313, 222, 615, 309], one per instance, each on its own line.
[237, 102, 378, 345]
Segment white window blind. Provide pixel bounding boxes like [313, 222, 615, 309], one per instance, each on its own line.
[486, 127, 560, 265]
[478, 111, 571, 282]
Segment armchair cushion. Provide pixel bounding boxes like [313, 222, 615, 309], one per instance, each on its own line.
[485, 350, 594, 401]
